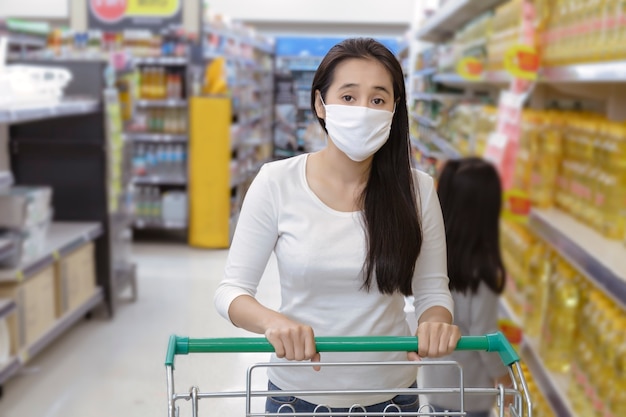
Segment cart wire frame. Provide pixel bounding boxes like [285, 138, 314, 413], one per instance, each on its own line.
[165, 332, 532, 417]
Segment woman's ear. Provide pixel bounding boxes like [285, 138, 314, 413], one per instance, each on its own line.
[314, 90, 325, 120]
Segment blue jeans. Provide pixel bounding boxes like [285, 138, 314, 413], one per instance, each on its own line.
[265, 380, 419, 416]
[429, 405, 491, 417]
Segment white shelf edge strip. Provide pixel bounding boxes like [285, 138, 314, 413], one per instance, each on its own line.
[529, 209, 626, 309]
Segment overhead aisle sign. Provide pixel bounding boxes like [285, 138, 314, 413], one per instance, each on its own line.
[88, 0, 182, 32]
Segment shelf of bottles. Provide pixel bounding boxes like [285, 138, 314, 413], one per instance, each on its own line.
[200, 22, 275, 232]
[122, 29, 192, 231]
[416, 0, 510, 43]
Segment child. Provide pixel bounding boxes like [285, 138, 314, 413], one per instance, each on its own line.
[421, 157, 513, 417]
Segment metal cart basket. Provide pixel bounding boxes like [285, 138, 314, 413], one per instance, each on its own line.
[165, 331, 531, 417]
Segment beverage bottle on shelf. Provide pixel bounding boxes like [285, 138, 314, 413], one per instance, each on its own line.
[610, 326, 626, 415]
[145, 145, 158, 177]
[133, 144, 146, 176]
[137, 186, 148, 223]
[164, 145, 175, 178]
[524, 244, 551, 337]
[174, 145, 186, 179]
[540, 258, 580, 373]
[156, 145, 167, 177]
[144, 67, 153, 99]
[159, 67, 167, 99]
[151, 187, 162, 223]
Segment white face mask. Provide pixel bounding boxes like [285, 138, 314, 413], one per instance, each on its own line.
[321, 99, 395, 162]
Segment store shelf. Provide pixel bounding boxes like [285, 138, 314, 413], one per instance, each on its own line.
[417, 0, 510, 42]
[132, 56, 187, 66]
[529, 208, 626, 309]
[437, 62, 626, 85]
[410, 136, 444, 160]
[499, 298, 578, 417]
[28, 288, 104, 360]
[0, 356, 20, 387]
[413, 68, 438, 78]
[0, 222, 103, 283]
[0, 97, 100, 124]
[133, 219, 187, 230]
[0, 171, 13, 189]
[135, 99, 187, 108]
[412, 113, 438, 128]
[413, 92, 468, 103]
[7, 33, 47, 49]
[423, 132, 462, 159]
[0, 238, 16, 266]
[433, 71, 511, 86]
[0, 298, 16, 320]
[0, 288, 104, 386]
[541, 61, 626, 83]
[125, 132, 188, 143]
[132, 176, 187, 186]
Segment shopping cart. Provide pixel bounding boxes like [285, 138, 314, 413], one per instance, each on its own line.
[165, 332, 531, 417]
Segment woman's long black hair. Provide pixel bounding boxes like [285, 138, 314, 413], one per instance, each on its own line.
[437, 157, 506, 295]
[311, 38, 422, 296]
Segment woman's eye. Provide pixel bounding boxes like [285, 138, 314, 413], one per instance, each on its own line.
[372, 98, 384, 105]
[341, 95, 354, 102]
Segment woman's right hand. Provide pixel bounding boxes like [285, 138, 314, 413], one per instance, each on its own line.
[264, 319, 321, 371]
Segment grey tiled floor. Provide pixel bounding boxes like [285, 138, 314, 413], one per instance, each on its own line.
[1, 243, 279, 417]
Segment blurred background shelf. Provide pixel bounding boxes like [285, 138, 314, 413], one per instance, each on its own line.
[135, 99, 187, 108]
[0, 288, 104, 386]
[0, 172, 13, 189]
[0, 298, 16, 320]
[125, 133, 188, 143]
[417, 0, 510, 42]
[529, 208, 626, 308]
[0, 222, 103, 283]
[0, 97, 99, 124]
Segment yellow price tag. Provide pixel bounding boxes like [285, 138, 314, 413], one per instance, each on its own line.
[456, 57, 484, 81]
[16, 271, 24, 283]
[502, 189, 531, 223]
[504, 44, 539, 80]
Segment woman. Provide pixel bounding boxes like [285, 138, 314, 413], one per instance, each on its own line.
[214, 37, 460, 414]
[422, 157, 513, 417]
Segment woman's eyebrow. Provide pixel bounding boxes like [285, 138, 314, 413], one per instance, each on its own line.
[337, 83, 391, 95]
[373, 86, 391, 95]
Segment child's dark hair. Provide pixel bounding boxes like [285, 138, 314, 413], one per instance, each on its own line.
[437, 157, 506, 295]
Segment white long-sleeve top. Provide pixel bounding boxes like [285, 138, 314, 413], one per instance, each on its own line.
[421, 282, 509, 412]
[214, 153, 453, 407]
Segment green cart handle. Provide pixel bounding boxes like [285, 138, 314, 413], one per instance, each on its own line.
[165, 331, 519, 369]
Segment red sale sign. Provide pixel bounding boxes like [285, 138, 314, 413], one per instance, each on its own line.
[90, 0, 127, 22]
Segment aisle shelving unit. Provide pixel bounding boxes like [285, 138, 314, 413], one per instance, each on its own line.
[413, 2, 626, 417]
[7, 58, 136, 315]
[135, 99, 187, 108]
[127, 51, 191, 233]
[124, 132, 187, 143]
[529, 208, 626, 308]
[417, 0, 510, 42]
[185, 25, 274, 248]
[0, 97, 100, 124]
[0, 222, 103, 387]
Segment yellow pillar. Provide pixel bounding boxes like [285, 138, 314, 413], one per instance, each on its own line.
[188, 96, 231, 248]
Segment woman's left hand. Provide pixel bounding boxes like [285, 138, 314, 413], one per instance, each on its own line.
[407, 321, 461, 360]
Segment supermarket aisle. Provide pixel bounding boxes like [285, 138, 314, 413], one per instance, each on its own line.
[1, 243, 280, 417]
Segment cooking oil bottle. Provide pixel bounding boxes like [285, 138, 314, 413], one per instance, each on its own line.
[541, 258, 581, 373]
